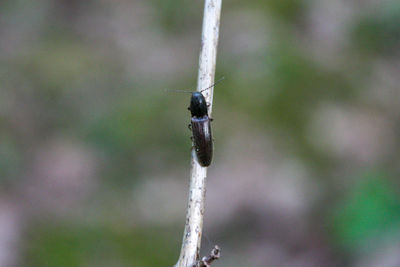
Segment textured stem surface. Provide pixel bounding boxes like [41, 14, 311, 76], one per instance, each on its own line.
[175, 1, 222, 266]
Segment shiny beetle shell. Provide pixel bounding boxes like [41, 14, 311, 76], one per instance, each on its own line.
[191, 116, 213, 166]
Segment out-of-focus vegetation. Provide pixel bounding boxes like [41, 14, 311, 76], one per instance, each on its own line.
[1, 0, 400, 266]
[24, 224, 179, 267]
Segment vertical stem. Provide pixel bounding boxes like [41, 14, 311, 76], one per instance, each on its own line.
[175, 1, 222, 267]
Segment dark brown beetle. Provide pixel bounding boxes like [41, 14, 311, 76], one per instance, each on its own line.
[188, 92, 213, 167]
[167, 77, 223, 167]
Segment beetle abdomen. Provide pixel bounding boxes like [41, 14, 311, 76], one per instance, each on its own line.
[191, 116, 213, 167]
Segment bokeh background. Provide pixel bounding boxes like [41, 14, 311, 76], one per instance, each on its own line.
[1, 0, 400, 266]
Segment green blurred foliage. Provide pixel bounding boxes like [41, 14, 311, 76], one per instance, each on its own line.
[217, 42, 354, 169]
[353, 1, 400, 55]
[85, 92, 190, 186]
[331, 172, 400, 251]
[150, 0, 202, 33]
[260, 0, 306, 23]
[24, 223, 180, 267]
[0, 134, 20, 184]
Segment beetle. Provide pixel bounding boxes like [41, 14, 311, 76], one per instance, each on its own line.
[188, 91, 213, 167]
[167, 77, 224, 167]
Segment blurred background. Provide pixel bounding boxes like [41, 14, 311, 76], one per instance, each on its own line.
[1, 0, 400, 266]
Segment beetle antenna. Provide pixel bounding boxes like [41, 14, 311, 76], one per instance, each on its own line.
[199, 76, 225, 93]
[164, 88, 193, 94]
[165, 76, 224, 94]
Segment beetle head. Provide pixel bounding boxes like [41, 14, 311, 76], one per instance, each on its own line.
[189, 92, 208, 117]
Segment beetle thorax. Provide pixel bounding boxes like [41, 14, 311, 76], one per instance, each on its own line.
[190, 92, 208, 117]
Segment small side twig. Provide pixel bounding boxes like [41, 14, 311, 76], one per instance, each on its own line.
[196, 246, 221, 267]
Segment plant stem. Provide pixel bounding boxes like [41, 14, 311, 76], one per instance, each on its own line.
[175, 1, 222, 266]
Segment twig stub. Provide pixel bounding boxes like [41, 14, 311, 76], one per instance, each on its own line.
[195, 245, 221, 267]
